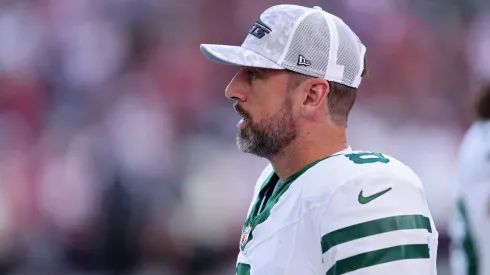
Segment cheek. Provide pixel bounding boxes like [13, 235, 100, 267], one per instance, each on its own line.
[287, 101, 299, 118]
[287, 91, 304, 116]
[261, 101, 281, 119]
[249, 99, 272, 119]
[252, 81, 289, 119]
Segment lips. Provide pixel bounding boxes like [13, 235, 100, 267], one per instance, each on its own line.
[236, 110, 248, 120]
[234, 104, 250, 120]
[238, 118, 248, 128]
[234, 104, 251, 129]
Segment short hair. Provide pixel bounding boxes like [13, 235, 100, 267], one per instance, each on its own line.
[473, 84, 490, 120]
[287, 56, 367, 126]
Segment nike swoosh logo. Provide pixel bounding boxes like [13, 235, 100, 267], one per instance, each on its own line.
[358, 187, 392, 204]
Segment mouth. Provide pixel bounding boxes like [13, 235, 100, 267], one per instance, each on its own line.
[238, 118, 249, 129]
[234, 104, 250, 128]
[234, 104, 249, 119]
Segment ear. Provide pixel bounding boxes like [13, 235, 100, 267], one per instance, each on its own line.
[301, 78, 329, 117]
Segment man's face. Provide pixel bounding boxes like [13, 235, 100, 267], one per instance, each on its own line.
[225, 67, 297, 158]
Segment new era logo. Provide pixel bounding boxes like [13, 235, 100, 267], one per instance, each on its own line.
[249, 19, 271, 39]
[297, 55, 311, 67]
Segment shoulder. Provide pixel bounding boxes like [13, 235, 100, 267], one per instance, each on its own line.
[459, 121, 490, 155]
[457, 120, 490, 186]
[300, 150, 424, 204]
[311, 152, 436, 237]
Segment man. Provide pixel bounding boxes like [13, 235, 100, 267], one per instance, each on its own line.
[449, 84, 490, 275]
[200, 4, 438, 275]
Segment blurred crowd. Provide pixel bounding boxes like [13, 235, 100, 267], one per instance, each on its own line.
[0, 0, 489, 274]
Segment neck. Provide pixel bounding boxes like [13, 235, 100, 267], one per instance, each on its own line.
[269, 126, 348, 181]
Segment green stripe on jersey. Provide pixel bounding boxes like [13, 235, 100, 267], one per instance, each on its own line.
[457, 199, 478, 275]
[321, 215, 432, 253]
[236, 263, 251, 275]
[326, 244, 430, 275]
[241, 153, 344, 251]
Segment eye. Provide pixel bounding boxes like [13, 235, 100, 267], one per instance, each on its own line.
[247, 69, 259, 81]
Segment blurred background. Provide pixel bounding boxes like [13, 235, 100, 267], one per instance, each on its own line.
[0, 0, 489, 274]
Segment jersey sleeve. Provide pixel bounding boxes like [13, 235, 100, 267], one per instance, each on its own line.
[448, 197, 482, 275]
[318, 171, 439, 275]
[449, 121, 490, 275]
[449, 174, 490, 275]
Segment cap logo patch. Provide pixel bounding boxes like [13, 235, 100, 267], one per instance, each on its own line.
[297, 55, 311, 67]
[249, 19, 272, 39]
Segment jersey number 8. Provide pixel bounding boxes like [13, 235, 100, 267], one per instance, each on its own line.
[345, 152, 390, 164]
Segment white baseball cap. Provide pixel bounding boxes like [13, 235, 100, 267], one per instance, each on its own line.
[200, 5, 367, 88]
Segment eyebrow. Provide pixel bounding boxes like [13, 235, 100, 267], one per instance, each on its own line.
[247, 67, 268, 77]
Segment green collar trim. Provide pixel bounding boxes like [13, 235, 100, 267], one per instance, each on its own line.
[240, 153, 343, 251]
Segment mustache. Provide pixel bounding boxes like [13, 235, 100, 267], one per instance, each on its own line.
[234, 103, 251, 120]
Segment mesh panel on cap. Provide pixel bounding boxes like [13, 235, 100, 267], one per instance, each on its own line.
[281, 12, 330, 78]
[334, 17, 363, 86]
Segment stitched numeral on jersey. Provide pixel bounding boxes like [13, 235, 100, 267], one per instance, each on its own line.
[345, 152, 390, 164]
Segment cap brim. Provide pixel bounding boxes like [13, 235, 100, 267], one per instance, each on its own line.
[200, 44, 284, 70]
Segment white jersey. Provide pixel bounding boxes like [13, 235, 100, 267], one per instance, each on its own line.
[449, 121, 490, 275]
[236, 147, 438, 275]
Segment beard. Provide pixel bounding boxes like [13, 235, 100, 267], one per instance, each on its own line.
[236, 98, 297, 159]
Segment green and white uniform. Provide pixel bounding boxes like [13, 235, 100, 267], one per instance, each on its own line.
[237, 147, 438, 275]
[449, 121, 490, 275]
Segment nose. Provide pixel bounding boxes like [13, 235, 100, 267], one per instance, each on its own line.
[225, 71, 247, 102]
